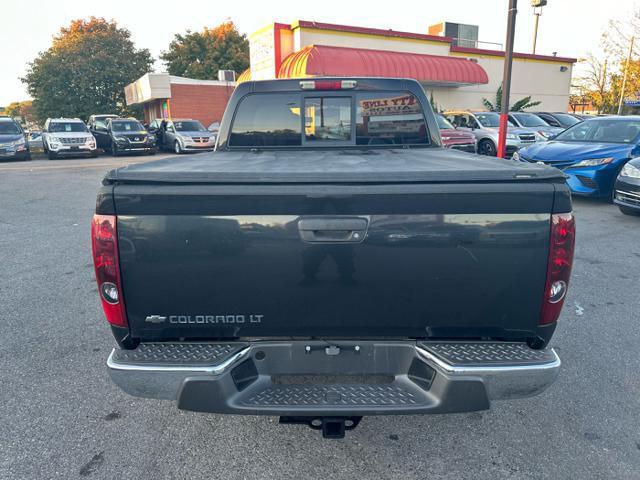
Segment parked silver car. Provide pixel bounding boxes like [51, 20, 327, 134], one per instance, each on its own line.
[42, 118, 97, 159]
[444, 111, 537, 156]
[27, 131, 44, 151]
[508, 112, 565, 140]
[149, 119, 215, 154]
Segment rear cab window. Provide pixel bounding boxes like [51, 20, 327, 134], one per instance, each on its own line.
[356, 93, 428, 146]
[229, 94, 302, 147]
[228, 91, 429, 148]
[304, 97, 352, 143]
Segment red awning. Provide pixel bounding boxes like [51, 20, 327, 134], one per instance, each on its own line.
[278, 45, 489, 86]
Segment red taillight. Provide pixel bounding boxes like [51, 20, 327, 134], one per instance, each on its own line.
[539, 212, 575, 325]
[91, 214, 128, 328]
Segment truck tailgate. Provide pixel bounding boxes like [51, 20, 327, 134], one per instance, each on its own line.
[113, 181, 556, 341]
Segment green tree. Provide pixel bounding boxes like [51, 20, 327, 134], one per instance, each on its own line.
[482, 85, 541, 112]
[22, 17, 153, 122]
[161, 21, 249, 79]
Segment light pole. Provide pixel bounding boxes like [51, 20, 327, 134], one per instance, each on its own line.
[497, 0, 518, 159]
[531, 0, 547, 54]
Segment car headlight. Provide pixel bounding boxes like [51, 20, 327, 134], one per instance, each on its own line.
[568, 157, 614, 168]
[115, 136, 128, 143]
[179, 134, 192, 142]
[620, 162, 640, 178]
[537, 130, 551, 139]
[512, 151, 521, 161]
[11, 138, 26, 146]
[506, 133, 517, 140]
[148, 134, 156, 141]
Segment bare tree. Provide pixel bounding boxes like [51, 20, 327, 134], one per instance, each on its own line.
[571, 8, 640, 114]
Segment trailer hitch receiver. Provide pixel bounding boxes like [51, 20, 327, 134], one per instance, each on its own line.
[279, 416, 363, 439]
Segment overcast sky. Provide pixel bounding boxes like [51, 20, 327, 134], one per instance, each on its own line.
[2, 0, 638, 105]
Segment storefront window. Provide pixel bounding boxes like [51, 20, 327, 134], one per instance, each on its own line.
[304, 97, 351, 142]
[355, 92, 428, 146]
[229, 94, 301, 147]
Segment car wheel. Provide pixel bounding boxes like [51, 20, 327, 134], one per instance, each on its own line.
[619, 205, 640, 216]
[478, 139, 497, 156]
[47, 150, 57, 160]
[111, 142, 119, 157]
[174, 140, 182, 154]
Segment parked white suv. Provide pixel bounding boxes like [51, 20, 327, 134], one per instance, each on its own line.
[42, 118, 97, 160]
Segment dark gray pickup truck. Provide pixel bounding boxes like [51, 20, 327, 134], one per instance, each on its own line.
[92, 78, 575, 438]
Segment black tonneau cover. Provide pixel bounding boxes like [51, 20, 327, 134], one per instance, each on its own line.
[104, 147, 565, 184]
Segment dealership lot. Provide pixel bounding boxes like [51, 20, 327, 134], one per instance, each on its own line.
[1, 155, 639, 480]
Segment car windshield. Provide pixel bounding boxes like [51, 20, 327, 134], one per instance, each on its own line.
[111, 120, 144, 132]
[0, 121, 21, 135]
[174, 121, 206, 132]
[475, 113, 515, 128]
[552, 113, 581, 127]
[436, 115, 454, 129]
[512, 113, 549, 127]
[49, 122, 88, 133]
[553, 118, 640, 143]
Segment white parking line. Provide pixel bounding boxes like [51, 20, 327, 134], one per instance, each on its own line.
[0, 156, 171, 173]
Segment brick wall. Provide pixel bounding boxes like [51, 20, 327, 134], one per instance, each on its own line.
[169, 83, 234, 127]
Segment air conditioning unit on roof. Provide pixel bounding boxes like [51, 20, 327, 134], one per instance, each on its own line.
[218, 70, 236, 82]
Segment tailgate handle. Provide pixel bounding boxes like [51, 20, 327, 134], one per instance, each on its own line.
[298, 217, 368, 243]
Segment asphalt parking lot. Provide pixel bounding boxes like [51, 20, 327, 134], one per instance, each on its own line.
[1, 153, 639, 480]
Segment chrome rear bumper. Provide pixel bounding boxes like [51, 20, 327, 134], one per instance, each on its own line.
[107, 341, 560, 415]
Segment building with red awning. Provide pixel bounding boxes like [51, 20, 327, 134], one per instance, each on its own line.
[126, 19, 577, 123]
[242, 20, 576, 112]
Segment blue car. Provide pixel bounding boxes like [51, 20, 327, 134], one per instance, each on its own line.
[514, 116, 640, 198]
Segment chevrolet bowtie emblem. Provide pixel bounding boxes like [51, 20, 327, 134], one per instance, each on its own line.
[145, 315, 167, 324]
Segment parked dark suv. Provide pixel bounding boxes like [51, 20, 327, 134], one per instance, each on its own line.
[0, 116, 31, 161]
[92, 117, 156, 156]
[87, 114, 119, 142]
[535, 112, 582, 129]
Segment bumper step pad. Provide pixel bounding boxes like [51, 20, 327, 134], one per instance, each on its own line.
[111, 342, 247, 366]
[419, 342, 557, 367]
[243, 384, 419, 407]
[108, 340, 560, 415]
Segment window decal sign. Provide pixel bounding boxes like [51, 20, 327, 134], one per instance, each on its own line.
[360, 94, 421, 117]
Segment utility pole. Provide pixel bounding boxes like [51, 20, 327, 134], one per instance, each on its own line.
[532, 9, 541, 54]
[617, 36, 635, 115]
[497, 0, 518, 159]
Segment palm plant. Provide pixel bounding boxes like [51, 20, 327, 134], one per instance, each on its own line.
[482, 85, 541, 112]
